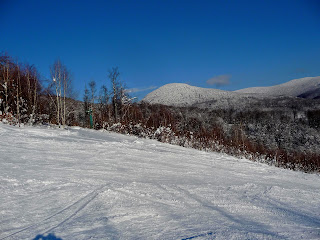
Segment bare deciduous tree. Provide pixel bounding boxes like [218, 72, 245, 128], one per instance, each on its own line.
[98, 85, 110, 127]
[25, 64, 40, 124]
[83, 84, 90, 127]
[88, 80, 96, 126]
[108, 67, 120, 122]
[1, 56, 12, 115]
[15, 63, 21, 126]
[50, 59, 73, 127]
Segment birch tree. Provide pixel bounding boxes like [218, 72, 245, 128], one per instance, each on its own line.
[25, 64, 40, 124]
[83, 84, 90, 127]
[88, 80, 96, 126]
[50, 59, 72, 127]
[1, 56, 12, 115]
[15, 64, 21, 126]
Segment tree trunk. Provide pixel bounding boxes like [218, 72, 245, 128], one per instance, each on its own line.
[16, 66, 21, 127]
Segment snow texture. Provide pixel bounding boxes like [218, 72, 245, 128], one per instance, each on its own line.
[1, 123, 320, 239]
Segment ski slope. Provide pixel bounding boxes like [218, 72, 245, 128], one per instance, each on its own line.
[1, 123, 320, 240]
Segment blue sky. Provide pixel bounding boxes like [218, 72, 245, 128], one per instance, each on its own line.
[1, 0, 320, 100]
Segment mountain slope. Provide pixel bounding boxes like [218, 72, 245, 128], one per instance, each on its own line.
[1, 123, 320, 239]
[142, 83, 249, 107]
[142, 77, 320, 107]
[235, 76, 320, 98]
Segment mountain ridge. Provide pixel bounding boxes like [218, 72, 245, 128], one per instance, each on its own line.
[142, 76, 320, 107]
[235, 76, 320, 97]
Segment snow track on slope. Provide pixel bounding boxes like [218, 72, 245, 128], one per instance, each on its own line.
[1, 185, 108, 239]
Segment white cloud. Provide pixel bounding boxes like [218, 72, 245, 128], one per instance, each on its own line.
[125, 86, 157, 93]
[206, 74, 231, 87]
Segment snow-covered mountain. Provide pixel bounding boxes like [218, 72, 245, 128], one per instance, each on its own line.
[235, 76, 320, 98]
[142, 77, 320, 107]
[1, 123, 320, 239]
[142, 83, 244, 107]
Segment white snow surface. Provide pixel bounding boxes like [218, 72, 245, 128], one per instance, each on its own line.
[1, 123, 320, 240]
[235, 76, 320, 97]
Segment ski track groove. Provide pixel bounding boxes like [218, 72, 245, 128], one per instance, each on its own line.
[0, 185, 107, 240]
[173, 185, 286, 239]
[110, 187, 178, 209]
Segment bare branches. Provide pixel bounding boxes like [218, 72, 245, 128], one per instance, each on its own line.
[0, 53, 41, 123]
[108, 67, 120, 122]
[49, 59, 73, 127]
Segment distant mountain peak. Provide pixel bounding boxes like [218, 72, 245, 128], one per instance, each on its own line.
[142, 83, 237, 106]
[142, 77, 320, 107]
[235, 76, 320, 98]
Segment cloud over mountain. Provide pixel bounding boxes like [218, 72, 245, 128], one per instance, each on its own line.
[125, 86, 157, 93]
[206, 74, 231, 86]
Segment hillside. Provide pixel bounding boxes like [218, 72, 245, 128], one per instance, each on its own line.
[235, 76, 320, 99]
[1, 123, 320, 239]
[142, 83, 257, 107]
[142, 76, 320, 107]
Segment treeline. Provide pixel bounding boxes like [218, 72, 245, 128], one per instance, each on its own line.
[80, 67, 133, 129]
[0, 53, 80, 126]
[0, 53, 131, 127]
[0, 54, 42, 124]
[87, 103, 320, 173]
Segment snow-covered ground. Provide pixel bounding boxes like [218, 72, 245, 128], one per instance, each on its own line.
[1, 123, 320, 240]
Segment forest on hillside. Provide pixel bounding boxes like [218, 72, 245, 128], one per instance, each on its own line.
[1, 53, 320, 172]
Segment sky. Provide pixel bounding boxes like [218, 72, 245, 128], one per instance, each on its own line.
[1, 0, 320, 100]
